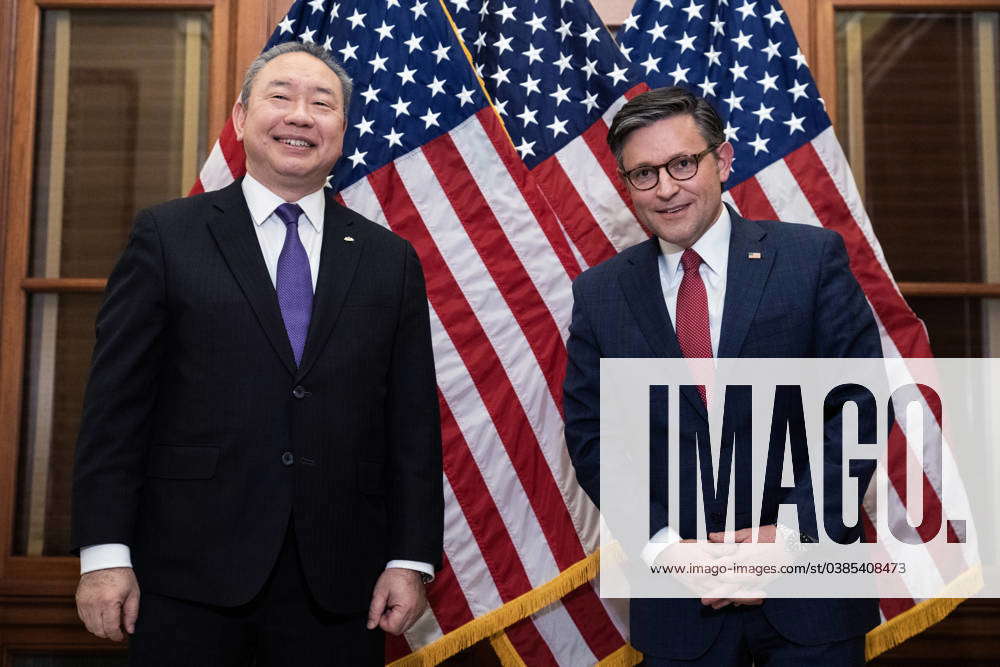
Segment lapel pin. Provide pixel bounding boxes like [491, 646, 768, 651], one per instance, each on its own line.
[344, 236, 355, 242]
[748, 251, 762, 260]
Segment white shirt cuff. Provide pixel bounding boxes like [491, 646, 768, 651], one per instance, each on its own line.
[386, 559, 434, 582]
[640, 526, 682, 566]
[79, 543, 132, 574]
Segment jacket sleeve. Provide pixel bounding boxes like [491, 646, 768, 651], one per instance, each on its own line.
[385, 242, 444, 568]
[563, 279, 602, 507]
[800, 230, 882, 543]
[71, 209, 168, 553]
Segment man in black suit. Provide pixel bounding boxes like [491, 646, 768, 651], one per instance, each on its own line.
[71, 42, 442, 666]
[563, 87, 879, 665]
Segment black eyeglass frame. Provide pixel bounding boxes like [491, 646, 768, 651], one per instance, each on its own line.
[622, 143, 721, 191]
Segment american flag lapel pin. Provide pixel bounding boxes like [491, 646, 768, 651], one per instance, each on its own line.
[748, 251, 762, 260]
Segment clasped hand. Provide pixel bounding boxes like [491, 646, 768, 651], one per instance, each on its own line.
[655, 525, 795, 610]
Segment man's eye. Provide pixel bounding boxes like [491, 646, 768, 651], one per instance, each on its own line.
[673, 157, 694, 170]
[633, 167, 656, 180]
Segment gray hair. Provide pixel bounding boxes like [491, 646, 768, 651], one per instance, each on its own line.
[607, 86, 725, 169]
[239, 41, 353, 117]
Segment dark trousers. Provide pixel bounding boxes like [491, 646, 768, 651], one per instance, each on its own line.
[640, 605, 866, 666]
[128, 522, 384, 667]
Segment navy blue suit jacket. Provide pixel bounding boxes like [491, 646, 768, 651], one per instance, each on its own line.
[563, 207, 881, 659]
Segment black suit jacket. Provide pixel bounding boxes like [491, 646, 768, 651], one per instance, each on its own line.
[72, 180, 443, 613]
[564, 207, 881, 659]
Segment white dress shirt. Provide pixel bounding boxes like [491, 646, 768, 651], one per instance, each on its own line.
[642, 205, 731, 564]
[81, 176, 433, 581]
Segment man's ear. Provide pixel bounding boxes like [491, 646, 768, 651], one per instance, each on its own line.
[715, 141, 734, 183]
[232, 100, 247, 142]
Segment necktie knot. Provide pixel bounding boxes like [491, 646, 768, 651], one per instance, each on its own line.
[681, 248, 702, 274]
[275, 203, 303, 227]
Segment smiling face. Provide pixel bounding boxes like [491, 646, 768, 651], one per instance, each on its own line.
[620, 114, 733, 248]
[232, 51, 346, 201]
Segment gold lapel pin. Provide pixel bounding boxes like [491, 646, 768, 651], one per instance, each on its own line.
[748, 251, 762, 259]
[344, 236, 355, 242]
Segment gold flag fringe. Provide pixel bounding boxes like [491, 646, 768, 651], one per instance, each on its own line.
[490, 631, 528, 667]
[595, 643, 644, 666]
[865, 566, 983, 660]
[389, 549, 602, 666]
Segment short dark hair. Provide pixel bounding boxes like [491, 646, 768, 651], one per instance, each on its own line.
[239, 41, 353, 118]
[607, 86, 725, 168]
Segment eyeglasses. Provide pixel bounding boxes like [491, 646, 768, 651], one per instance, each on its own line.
[622, 144, 720, 191]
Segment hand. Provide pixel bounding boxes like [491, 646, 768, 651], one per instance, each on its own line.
[656, 539, 735, 598]
[366, 568, 427, 635]
[703, 525, 780, 607]
[708, 525, 776, 544]
[75, 567, 140, 642]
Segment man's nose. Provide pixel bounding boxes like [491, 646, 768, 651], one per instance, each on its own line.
[285, 99, 313, 125]
[654, 166, 681, 198]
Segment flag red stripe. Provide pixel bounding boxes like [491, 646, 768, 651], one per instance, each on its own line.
[438, 393, 536, 599]
[580, 119, 640, 225]
[559, 582, 626, 660]
[506, 617, 560, 667]
[728, 177, 779, 221]
[368, 163, 624, 659]
[385, 632, 412, 663]
[426, 552, 476, 633]
[218, 119, 246, 180]
[783, 143, 932, 359]
[879, 595, 916, 620]
[477, 109, 582, 279]
[622, 82, 649, 101]
[534, 155, 618, 267]
[422, 133, 569, 410]
[861, 511, 918, 619]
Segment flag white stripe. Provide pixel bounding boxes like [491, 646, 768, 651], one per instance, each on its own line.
[530, 600, 598, 667]
[340, 176, 388, 228]
[753, 158, 822, 228]
[440, 475, 506, 615]
[450, 117, 576, 333]
[811, 129, 895, 275]
[554, 138, 646, 251]
[197, 140, 235, 192]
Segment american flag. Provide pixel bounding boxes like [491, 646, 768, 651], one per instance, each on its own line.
[618, 0, 974, 658]
[445, 0, 648, 270]
[194, 0, 971, 662]
[194, 0, 633, 664]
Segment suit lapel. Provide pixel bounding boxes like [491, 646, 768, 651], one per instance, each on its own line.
[619, 238, 707, 421]
[295, 195, 363, 380]
[618, 238, 682, 359]
[718, 208, 775, 358]
[206, 180, 298, 376]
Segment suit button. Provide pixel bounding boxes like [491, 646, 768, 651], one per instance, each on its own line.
[281, 451, 294, 466]
[292, 386, 306, 399]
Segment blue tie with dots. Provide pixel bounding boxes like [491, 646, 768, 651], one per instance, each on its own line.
[274, 203, 312, 365]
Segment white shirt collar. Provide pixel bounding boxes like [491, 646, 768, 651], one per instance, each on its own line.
[657, 203, 731, 281]
[241, 173, 326, 233]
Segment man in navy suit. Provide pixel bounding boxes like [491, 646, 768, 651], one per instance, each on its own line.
[563, 87, 879, 665]
[71, 43, 442, 666]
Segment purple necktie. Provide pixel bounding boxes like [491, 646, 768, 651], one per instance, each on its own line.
[274, 203, 312, 365]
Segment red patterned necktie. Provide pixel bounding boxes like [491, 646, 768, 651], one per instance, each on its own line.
[675, 248, 712, 402]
